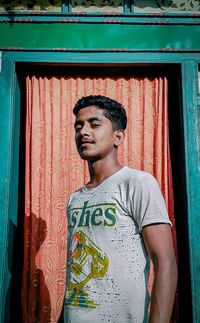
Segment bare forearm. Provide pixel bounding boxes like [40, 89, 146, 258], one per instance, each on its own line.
[142, 224, 178, 322]
[149, 262, 177, 323]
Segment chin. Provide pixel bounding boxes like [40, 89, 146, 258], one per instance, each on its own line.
[79, 152, 92, 160]
[79, 152, 98, 161]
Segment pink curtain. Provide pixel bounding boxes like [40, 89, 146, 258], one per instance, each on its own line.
[22, 74, 177, 322]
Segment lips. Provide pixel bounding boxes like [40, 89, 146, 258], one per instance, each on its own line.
[78, 139, 95, 148]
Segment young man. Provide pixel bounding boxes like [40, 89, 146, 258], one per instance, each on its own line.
[64, 95, 177, 323]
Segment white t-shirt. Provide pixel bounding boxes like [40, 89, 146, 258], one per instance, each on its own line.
[64, 166, 171, 323]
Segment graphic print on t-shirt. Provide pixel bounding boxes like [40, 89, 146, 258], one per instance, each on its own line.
[65, 230, 109, 308]
[68, 200, 117, 228]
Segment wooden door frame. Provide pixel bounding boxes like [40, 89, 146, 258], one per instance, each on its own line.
[0, 51, 199, 322]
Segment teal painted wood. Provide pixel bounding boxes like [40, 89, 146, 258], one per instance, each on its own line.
[5, 63, 21, 323]
[0, 12, 199, 24]
[124, 0, 134, 13]
[62, 0, 71, 13]
[181, 60, 200, 323]
[0, 55, 20, 323]
[3, 50, 200, 63]
[0, 24, 200, 51]
[0, 56, 14, 323]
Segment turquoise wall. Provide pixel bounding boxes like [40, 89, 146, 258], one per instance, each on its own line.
[0, 23, 200, 50]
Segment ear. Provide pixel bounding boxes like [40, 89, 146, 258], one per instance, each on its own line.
[114, 129, 125, 147]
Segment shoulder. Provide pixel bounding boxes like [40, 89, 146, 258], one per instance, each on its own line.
[67, 186, 84, 205]
[121, 166, 158, 188]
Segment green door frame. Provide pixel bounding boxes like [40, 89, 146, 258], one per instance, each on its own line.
[0, 51, 199, 322]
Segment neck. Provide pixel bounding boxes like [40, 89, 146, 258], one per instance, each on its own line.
[87, 155, 122, 189]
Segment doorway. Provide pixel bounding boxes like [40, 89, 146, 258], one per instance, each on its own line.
[9, 63, 192, 322]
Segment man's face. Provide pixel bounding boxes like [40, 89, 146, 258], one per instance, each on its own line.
[74, 105, 117, 161]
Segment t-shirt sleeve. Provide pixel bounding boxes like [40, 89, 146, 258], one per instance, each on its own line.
[129, 172, 172, 232]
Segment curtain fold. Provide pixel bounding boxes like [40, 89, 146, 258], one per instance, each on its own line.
[22, 73, 177, 322]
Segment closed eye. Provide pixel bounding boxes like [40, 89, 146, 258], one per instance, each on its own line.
[75, 125, 82, 133]
[91, 123, 101, 128]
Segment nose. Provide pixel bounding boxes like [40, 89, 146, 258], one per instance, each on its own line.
[78, 123, 90, 137]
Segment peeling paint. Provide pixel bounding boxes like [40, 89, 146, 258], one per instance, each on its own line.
[2, 47, 24, 51]
[13, 19, 35, 22]
[72, 12, 87, 16]
[103, 19, 122, 23]
[58, 19, 80, 23]
[53, 48, 67, 51]
[158, 48, 179, 51]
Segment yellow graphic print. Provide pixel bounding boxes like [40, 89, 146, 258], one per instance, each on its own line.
[65, 230, 109, 308]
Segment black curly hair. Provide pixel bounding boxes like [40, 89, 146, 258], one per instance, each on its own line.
[73, 95, 127, 130]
